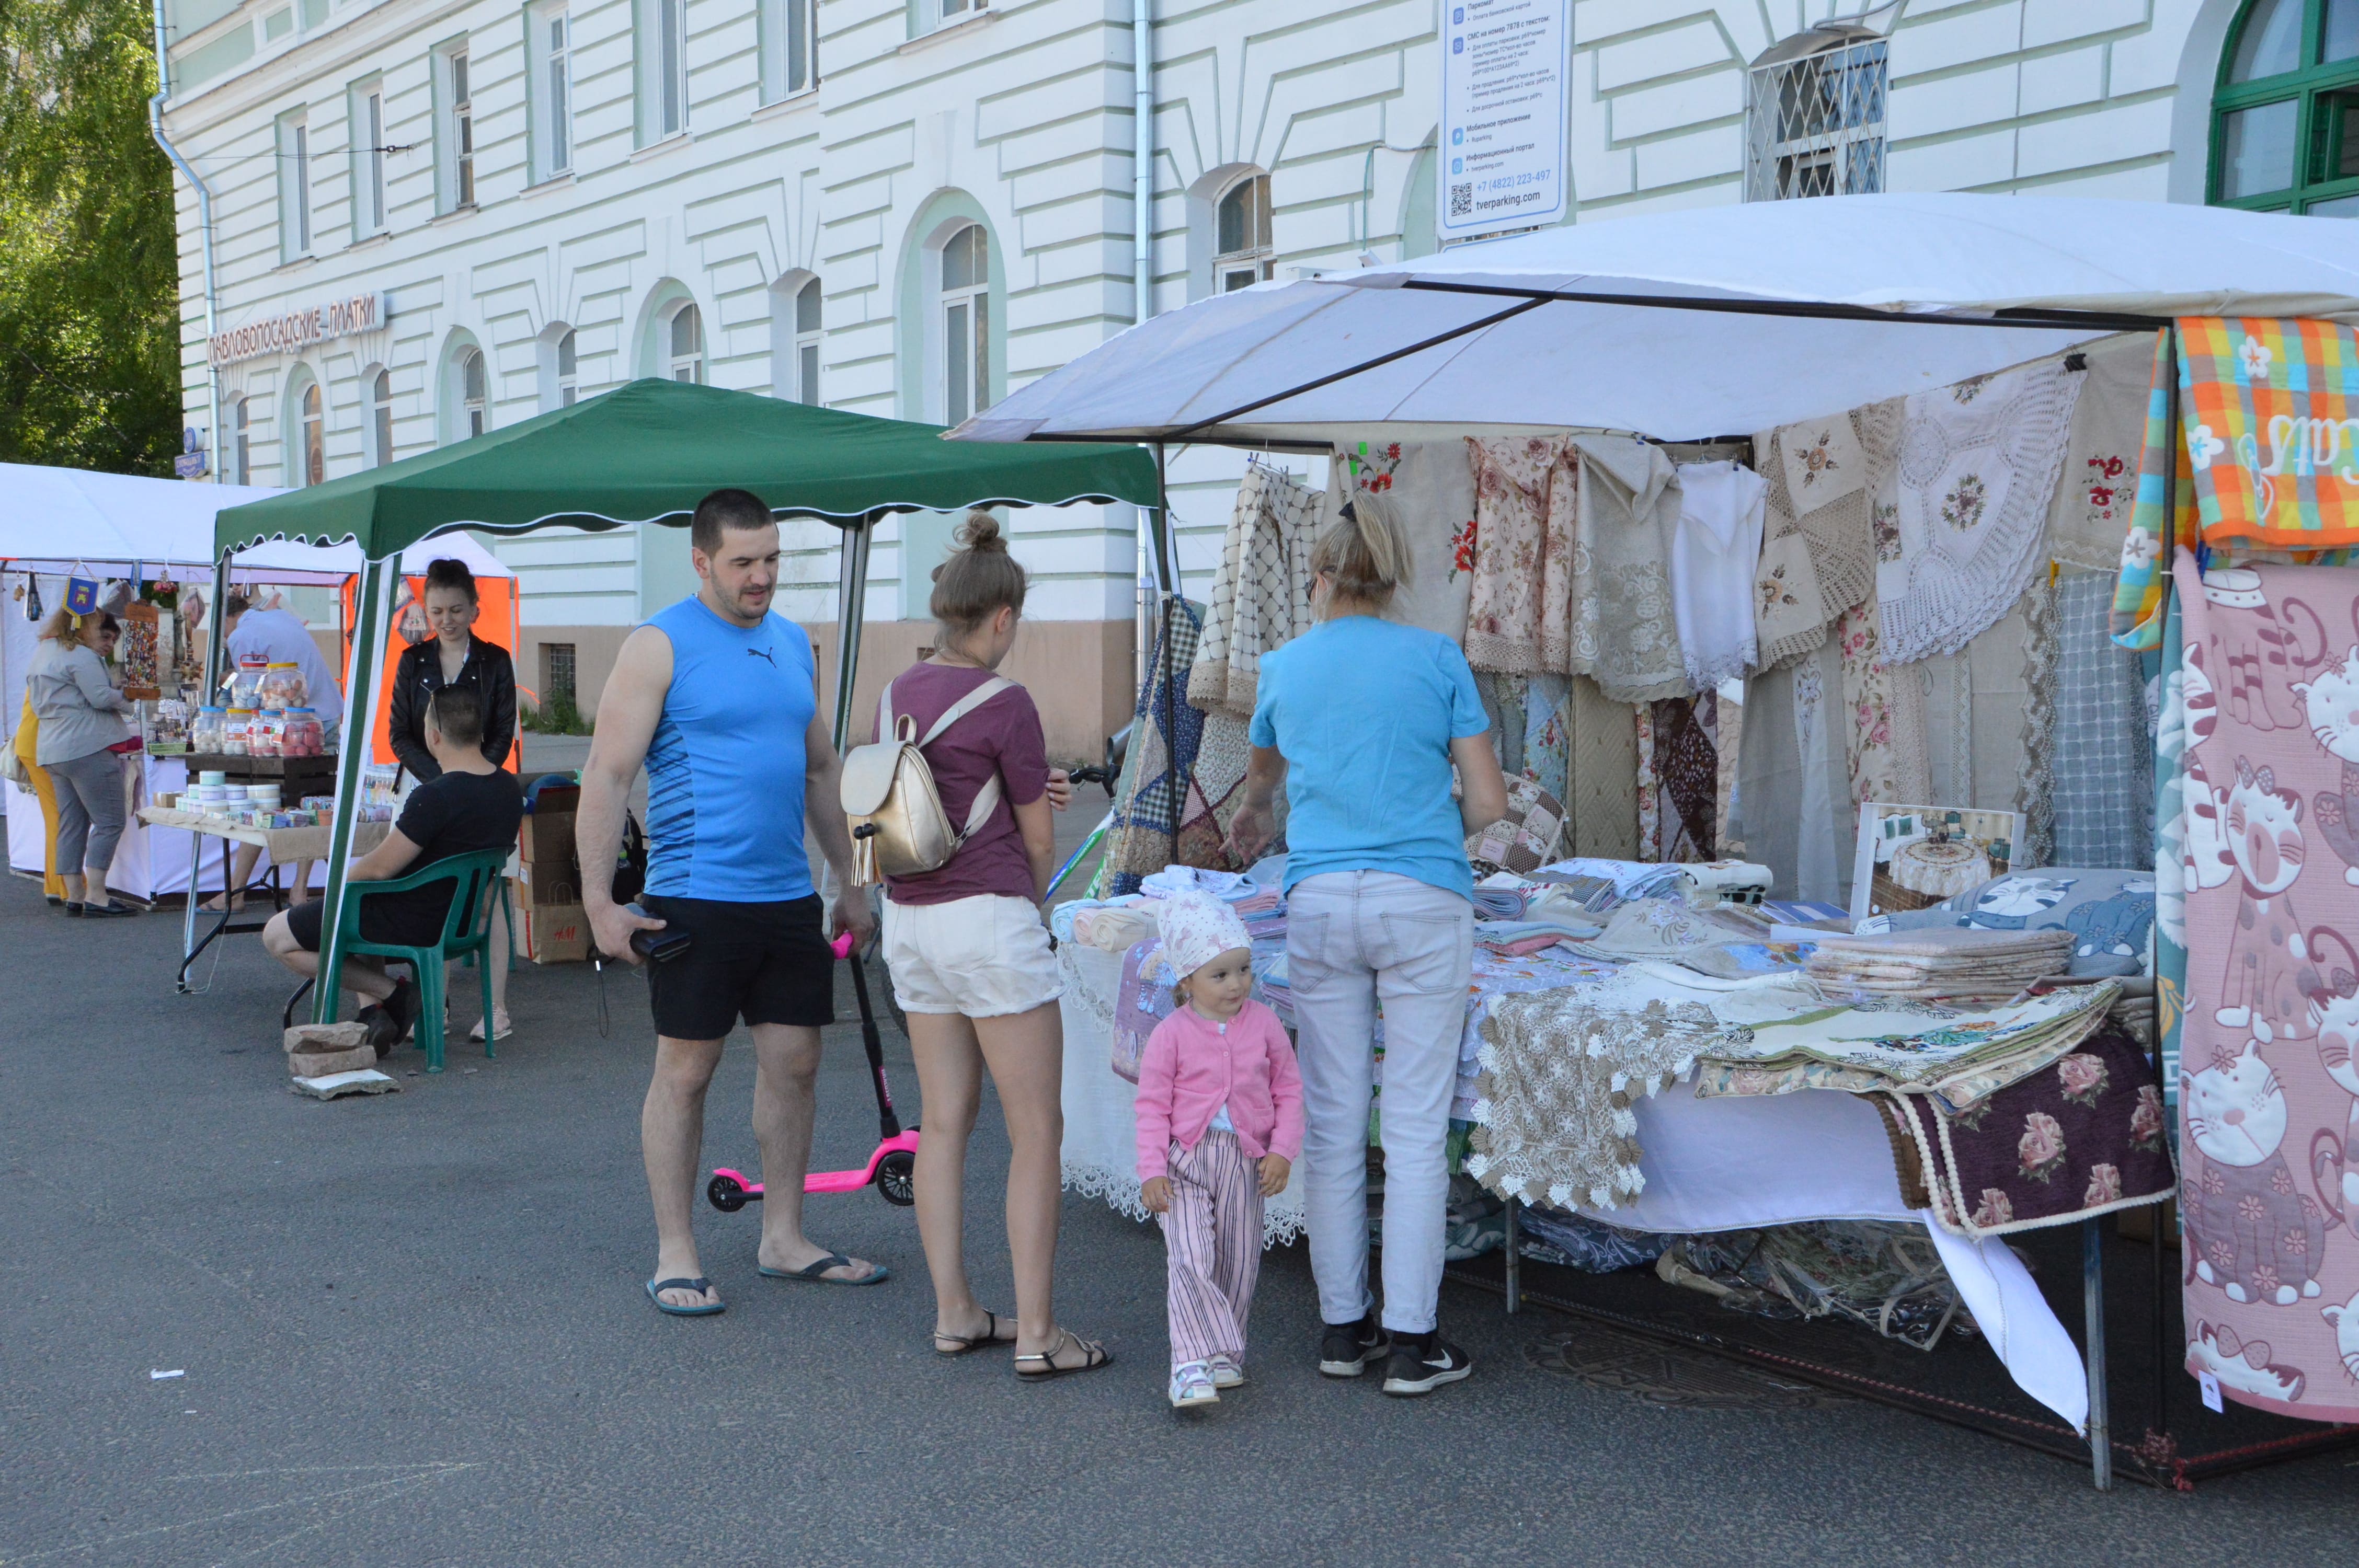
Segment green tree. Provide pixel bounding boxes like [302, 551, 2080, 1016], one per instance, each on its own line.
[0, 0, 181, 476]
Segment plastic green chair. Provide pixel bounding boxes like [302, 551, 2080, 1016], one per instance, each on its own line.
[335, 846, 512, 1074]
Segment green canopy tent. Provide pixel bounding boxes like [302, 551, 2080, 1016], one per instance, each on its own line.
[209, 378, 1159, 1029]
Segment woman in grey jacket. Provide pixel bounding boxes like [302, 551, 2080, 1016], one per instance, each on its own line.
[27, 608, 136, 916]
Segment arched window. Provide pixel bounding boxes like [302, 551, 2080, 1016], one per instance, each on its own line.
[461, 347, 487, 436]
[2212, 0, 2359, 214]
[556, 328, 579, 404]
[1214, 174, 1273, 291]
[773, 275, 822, 403]
[794, 279, 821, 405]
[668, 303, 704, 383]
[940, 224, 988, 423]
[231, 396, 250, 485]
[369, 368, 394, 466]
[300, 380, 325, 485]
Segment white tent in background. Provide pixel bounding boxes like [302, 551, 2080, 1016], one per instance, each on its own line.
[952, 194, 2359, 449]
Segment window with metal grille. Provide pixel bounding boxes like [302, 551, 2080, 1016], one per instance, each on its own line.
[543, 642, 577, 704]
[1745, 32, 1887, 202]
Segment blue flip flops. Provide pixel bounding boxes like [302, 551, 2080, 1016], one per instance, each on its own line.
[759, 1252, 890, 1286]
[645, 1276, 724, 1316]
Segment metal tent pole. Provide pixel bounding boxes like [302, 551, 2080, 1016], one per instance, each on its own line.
[830, 512, 876, 756]
[2151, 324, 2182, 1451]
[314, 553, 399, 1025]
[2086, 1217, 2113, 1490]
[183, 548, 234, 967]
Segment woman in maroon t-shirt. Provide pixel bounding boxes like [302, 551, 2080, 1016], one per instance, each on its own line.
[874, 513, 1108, 1380]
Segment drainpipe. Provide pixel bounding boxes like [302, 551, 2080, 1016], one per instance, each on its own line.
[149, 0, 221, 481]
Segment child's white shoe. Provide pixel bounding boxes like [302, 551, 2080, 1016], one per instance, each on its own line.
[1208, 1353, 1245, 1389]
[1169, 1361, 1220, 1408]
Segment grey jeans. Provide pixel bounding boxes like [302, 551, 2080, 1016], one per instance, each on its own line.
[1286, 870, 1474, 1335]
[47, 748, 126, 878]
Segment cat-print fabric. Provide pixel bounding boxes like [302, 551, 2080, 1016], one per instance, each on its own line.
[2175, 550, 2359, 1422]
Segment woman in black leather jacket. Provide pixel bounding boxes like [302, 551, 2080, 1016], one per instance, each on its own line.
[389, 557, 517, 783]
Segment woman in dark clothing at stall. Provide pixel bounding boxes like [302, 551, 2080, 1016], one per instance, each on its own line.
[388, 556, 520, 1041]
[389, 557, 518, 782]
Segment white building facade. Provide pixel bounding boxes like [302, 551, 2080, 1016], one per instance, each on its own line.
[156, 0, 2338, 752]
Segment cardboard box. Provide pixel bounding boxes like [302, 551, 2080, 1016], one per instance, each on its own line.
[513, 857, 581, 907]
[519, 810, 577, 864]
[517, 897, 591, 964]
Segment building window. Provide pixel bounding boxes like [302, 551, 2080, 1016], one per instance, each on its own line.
[531, 5, 572, 180]
[556, 328, 578, 404]
[668, 304, 704, 383]
[1213, 174, 1273, 292]
[438, 45, 476, 211]
[542, 642, 577, 705]
[232, 396, 250, 484]
[936, 0, 983, 25]
[940, 224, 988, 424]
[1744, 26, 1888, 201]
[647, 0, 688, 140]
[2212, 0, 2359, 214]
[461, 347, 487, 436]
[369, 368, 393, 465]
[796, 279, 821, 404]
[354, 83, 387, 235]
[761, 0, 817, 99]
[299, 380, 324, 485]
[772, 275, 822, 402]
[279, 112, 312, 258]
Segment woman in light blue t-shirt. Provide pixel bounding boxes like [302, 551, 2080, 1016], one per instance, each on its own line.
[1229, 489, 1507, 1399]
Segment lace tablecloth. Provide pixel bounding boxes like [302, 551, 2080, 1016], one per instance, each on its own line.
[1888, 838, 1990, 897]
[1057, 943, 1306, 1244]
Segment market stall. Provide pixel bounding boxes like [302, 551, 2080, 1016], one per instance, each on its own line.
[953, 193, 2359, 1487]
[205, 378, 1158, 1043]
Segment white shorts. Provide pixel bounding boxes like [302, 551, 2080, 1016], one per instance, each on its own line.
[881, 893, 1063, 1019]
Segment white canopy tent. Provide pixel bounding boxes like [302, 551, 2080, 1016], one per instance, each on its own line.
[954, 194, 2359, 450]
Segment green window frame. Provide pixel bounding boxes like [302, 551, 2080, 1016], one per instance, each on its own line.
[2211, 0, 2359, 215]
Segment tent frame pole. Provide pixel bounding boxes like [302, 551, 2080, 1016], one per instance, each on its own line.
[831, 511, 878, 757]
[314, 553, 399, 1026]
[184, 547, 233, 965]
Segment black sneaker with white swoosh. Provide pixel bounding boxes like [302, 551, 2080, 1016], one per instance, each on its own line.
[1380, 1330, 1473, 1397]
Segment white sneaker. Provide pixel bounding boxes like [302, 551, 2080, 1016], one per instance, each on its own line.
[1207, 1353, 1245, 1389]
[1169, 1361, 1219, 1409]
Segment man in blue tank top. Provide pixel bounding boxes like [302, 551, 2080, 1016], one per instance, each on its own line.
[581, 488, 881, 1316]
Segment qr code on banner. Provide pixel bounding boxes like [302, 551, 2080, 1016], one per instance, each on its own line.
[1449, 182, 1472, 218]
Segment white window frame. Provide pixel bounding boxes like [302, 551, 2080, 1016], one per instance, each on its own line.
[436, 43, 476, 213]
[935, 224, 989, 425]
[1745, 30, 1888, 202]
[368, 366, 394, 466]
[932, 0, 985, 28]
[667, 303, 704, 383]
[556, 328, 579, 404]
[1212, 172, 1272, 293]
[460, 347, 487, 438]
[794, 278, 822, 405]
[278, 110, 312, 260]
[772, 274, 821, 402]
[642, 0, 689, 142]
[232, 396, 251, 485]
[761, 0, 817, 100]
[530, 3, 572, 180]
[352, 81, 387, 237]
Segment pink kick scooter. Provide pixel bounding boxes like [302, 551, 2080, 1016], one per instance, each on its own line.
[706, 932, 920, 1212]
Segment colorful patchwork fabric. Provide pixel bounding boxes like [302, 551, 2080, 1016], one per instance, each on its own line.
[2110, 330, 2191, 651]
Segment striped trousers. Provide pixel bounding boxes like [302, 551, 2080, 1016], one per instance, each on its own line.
[1158, 1129, 1265, 1372]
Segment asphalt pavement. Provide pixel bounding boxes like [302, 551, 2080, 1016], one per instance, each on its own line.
[2, 865, 2352, 1566]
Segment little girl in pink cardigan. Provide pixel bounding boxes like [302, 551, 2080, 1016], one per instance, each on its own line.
[1136, 892, 1304, 1409]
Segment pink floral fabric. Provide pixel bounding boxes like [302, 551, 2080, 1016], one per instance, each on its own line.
[1463, 436, 1578, 674]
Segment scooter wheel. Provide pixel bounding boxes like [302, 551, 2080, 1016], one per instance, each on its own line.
[707, 1174, 747, 1213]
[875, 1150, 917, 1207]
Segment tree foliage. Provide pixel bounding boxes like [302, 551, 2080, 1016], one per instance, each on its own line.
[0, 0, 182, 476]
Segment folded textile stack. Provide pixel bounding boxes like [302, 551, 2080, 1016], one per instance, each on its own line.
[1534, 858, 1685, 905]
[1473, 883, 1530, 921]
[1562, 897, 1759, 964]
[1804, 927, 2076, 1004]
[1692, 981, 2121, 1113]
[1139, 864, 1254, 902]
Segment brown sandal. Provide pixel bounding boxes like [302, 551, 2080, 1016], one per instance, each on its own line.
[1014, 1329, 1112, 1380]
[933, 1311, 1016, 1357]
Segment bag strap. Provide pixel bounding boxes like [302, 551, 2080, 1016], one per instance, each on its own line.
[917, 676, 1014, 841]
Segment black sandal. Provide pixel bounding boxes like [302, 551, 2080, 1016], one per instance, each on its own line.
[933, 1311, 1015, 1357]
[1014, 1329, 1112, 1380]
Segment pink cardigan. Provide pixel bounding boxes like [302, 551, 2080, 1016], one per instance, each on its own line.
[1134, 998, 1304, 1182]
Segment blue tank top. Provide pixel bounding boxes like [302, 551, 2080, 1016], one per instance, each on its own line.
[642, 596, 817, 902]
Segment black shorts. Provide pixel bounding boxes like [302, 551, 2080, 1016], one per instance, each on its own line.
[640, 893, 833, 1041]
[283, 896, 434, 953]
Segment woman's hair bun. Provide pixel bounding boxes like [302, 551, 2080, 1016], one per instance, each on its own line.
[953, 509, 1007, 553]
[423, 556, 479, 602]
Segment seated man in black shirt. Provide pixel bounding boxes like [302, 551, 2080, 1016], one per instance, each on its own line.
[264, 685, 524, 1052]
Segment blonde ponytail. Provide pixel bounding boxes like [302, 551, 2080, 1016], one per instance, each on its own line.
[1311, 488, 1411, 613]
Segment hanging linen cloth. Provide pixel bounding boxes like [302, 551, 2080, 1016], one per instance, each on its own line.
[1103, 598, 1206, 894]
[1558, 675, 1640, 860]
[1751, 400, 1904, 671]
[1735, 635, 1852, 905]
[2171, 549, 2359, 1426]
[2045, 331, 2162, 574]
[1319, 437, 1478, 641]
[1568, 435, 1690, 703]
[1878, 357, 2081, 665]
[1187, 460, 1319, 719]
[2048, 571, 2154, 869]
[1649, 692, 1718, 862]
[1838, 589, 1931, 810]
[1463, 436, 1579, 673]
[1670, 459, 1769, 691]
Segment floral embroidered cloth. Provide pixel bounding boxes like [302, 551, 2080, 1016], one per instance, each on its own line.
[1319, 439, 1478, 641]
[1464, 436, 1579, 673]
[1838, 590, 1931, 809]
[1187, 462, 1319, 719]
[1874, 1024, 2174, 1240]
[1878, 357, 2080, 665]
[2171, 551, 2359, 1423]
[2044, 331, 2158, 574]
[1753, 400, 1903, 672]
